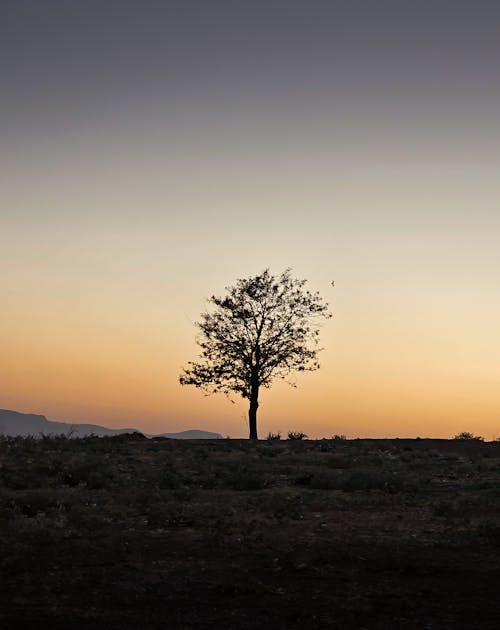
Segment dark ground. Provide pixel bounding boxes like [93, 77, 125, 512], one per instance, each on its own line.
[1, 433, 500, 629]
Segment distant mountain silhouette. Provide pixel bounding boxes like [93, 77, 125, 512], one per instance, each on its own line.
[0, 409, 222, 439]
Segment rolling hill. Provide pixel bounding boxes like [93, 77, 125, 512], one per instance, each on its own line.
[0, 409, 222, 439]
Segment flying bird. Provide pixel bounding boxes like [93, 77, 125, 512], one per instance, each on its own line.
[331, 280, 335, 287]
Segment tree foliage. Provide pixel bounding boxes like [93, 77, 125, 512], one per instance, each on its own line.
[179, 269, 332, 438]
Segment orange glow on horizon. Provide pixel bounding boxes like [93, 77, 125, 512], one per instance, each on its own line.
[2, 1, 499, 439]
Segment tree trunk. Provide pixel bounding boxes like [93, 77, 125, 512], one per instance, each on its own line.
[248, 381, 259, 440]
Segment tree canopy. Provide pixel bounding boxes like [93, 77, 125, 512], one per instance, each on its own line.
[179, 269, 332, 439]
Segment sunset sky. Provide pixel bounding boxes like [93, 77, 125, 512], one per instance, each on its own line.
[2, 1, 499, 438]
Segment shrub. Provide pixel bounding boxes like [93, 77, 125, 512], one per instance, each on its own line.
[453, 431, 484, 441]
[332, 434, 347, 441]
[288, 431, 307, 440]
[266, 431, 281, 441]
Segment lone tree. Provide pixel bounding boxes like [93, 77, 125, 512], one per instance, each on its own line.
[179, 269, 332, 439]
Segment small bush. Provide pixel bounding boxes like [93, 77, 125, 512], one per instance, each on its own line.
[266, 431, 281, 441]
[332, 434, 347, 441]
[453, 431, 484, 441]
[288, 431, 307, 440]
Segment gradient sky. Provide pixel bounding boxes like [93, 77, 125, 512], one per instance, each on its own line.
[2, 1, 499, 438]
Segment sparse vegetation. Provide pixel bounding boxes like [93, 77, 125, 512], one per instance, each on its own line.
[266, 431, 281, 441]
[1, 434, 500, 629]
[287, 431, 307, 440]
[454, 431, 485, 441]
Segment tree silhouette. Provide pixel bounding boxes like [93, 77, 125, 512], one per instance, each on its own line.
[179, 269, 332, 439]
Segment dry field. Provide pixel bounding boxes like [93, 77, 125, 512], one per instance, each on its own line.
[1, 433, 500, 629]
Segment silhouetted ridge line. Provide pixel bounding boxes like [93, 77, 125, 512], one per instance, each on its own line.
[0, 409, 222, 439]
